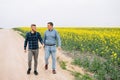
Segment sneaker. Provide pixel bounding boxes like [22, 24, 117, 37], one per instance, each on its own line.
[27, 68, 31, 75]
[52, 70, 56, 74]
[34, 71, 38, 75]
[45, 64, 48, 70]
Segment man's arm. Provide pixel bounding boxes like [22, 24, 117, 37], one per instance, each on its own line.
[55, 31, 61, 47]
[38, 32, 43, 45]
[43, 32, 46, 45]
[24, 33, 28, 50]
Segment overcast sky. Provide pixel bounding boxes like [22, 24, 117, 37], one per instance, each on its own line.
[0, 0, 120, 28]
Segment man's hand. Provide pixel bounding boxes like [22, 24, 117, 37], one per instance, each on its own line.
[39, 44, 44, 49]
[24, 50, 27, 53]
[42, 44, 45, 48]
[58, 47, 61, 51]
[42, 44, 45, 47]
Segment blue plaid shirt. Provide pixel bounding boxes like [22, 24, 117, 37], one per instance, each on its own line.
[24, 32, 43, 50]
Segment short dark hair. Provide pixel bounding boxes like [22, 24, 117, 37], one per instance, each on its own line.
[47, 22, 53, 26]
[31, 24, 36, 27]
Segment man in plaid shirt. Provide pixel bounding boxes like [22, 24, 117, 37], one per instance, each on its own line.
[24, 24, 43, 75]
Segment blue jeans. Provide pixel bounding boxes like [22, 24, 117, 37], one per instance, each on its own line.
[44, 45, 56, 70]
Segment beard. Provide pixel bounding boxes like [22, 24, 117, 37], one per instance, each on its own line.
[32, 29, 36, 32]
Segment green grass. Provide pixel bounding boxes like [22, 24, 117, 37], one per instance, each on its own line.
[72, 55, 120, 80]
[13, 28, 26, 37]
[71, 71, 94, 80]
[58, 60, 67, 70]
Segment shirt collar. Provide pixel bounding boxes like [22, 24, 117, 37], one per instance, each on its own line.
[30, 31, 36, 34]
[48, 28, 54, 32]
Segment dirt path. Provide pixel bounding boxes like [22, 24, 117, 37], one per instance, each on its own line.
[0, 29, 73, 80]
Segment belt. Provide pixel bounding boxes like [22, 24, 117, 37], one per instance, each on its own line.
[45, 44, 56, 46]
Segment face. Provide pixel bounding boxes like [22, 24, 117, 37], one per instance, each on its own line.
[31, 26, 36, 32]
[47, 24, 52, 30]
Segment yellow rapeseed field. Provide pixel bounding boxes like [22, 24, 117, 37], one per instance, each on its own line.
[14, 27, 120, 80]
[16, 27, 120, 64]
